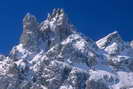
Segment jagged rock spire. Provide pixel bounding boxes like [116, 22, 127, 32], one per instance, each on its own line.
[47, 8, 65, 19]
[38, 8, 74, 50]
[20, 13, 39, 51]
[23, 13, 37, 25]
[20, 9, 73, 52]
[47, 8, 68, 26]
[40, 9, 73, 50]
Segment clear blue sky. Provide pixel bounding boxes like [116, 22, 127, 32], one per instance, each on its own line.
[0, 0, 133, 54]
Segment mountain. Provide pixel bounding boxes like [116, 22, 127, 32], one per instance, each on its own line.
[0, 8, 133, 89]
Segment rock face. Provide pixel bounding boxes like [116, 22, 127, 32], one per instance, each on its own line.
[20, 9, 73, 52]
[20, 13, 39, 51]
[0, 9, 133, 89]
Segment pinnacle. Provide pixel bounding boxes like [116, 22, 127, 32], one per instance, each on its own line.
[47, 8, 67, 21]
[52, 8, 65, 16]
[23, 12, 37, 24]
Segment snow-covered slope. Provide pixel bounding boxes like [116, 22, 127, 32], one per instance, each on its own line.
[0, 9, 133, 89]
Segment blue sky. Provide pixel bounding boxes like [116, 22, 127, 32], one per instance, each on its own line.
[0, 0, 133, 54]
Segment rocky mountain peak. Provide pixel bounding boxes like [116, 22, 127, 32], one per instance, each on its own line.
[47, 8, 66, 21]
[1, 9, 133, 89]
[19, 9, 73, 52]
[104, 31, 121, 41]
[96, 31, 123, 49]
[23, 13, 38, 25]
[20, 13, 39, 51]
